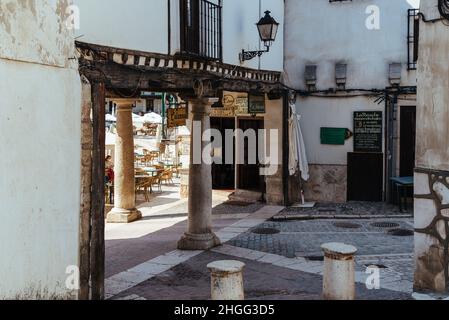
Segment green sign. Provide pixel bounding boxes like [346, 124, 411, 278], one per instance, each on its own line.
[321, 128, 351, 145]
[248, 94, 266, 114]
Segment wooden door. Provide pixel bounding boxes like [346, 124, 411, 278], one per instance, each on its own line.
[211, 117, 235, 190]
[400, 106, 416, 177]
[238, 119, 264, 192]
[347, 153, 384, 202]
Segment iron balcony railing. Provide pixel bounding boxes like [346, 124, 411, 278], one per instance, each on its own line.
[180, 0, 222, 61]
[407, 9, 419, 70]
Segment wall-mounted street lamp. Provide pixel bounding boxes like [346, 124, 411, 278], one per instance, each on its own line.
[240, 11, 280, 62]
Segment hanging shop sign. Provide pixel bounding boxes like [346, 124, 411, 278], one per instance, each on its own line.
[234, 94, 249, 115]
[167, 107, 188, 128]
[353, 111, 383, 153]
[211, 94, 235, 117]
[248, 93, 266, 114]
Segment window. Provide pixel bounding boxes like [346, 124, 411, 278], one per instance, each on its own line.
[408, 9, 419, 70]
[146, 99, 154, 113]
[180, 0, 222, 60]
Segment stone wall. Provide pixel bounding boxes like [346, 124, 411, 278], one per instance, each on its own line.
[302, 165, 348, 204]
[263, 97, 285, 205]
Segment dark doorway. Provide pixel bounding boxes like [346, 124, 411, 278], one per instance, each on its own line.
[211, 117, 235, 190]
[238, 119, 264, 192]
[347, 153, 384, 202]
[400, 106, 416, 177]
[146, 99, 154, 113]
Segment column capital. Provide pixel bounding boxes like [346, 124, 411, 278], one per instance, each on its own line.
[189, 98, 219, 115]
[114, 99, 137, 111]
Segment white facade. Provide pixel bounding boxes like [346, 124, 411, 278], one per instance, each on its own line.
[74, 0, 284, 71]
[0, 0, 82, 299]
[284, 0, 418, 202]
[414, 0, 449, 292]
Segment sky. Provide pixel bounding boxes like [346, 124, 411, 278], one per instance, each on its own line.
[407, 0, 420, 8]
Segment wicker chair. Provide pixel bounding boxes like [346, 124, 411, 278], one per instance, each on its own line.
[135, 179, 150, 202]
[159, 169, 174, 185]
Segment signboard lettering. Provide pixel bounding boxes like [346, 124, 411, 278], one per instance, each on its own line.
[354, 111, 383, 153]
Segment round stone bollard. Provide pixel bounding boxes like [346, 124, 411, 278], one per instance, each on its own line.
[321, 242, 358, 300]
[207, 260, 245, 300]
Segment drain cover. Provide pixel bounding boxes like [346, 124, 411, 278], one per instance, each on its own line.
[388, 229, 414, 237]
[333, 222, 362, 229]
[371, 222, 400, 229]
[252, 228, 280, 235]
[364, 264, 388, 269]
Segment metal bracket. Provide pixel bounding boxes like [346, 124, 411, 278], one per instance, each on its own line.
[439, 0, 449, 21]
[239, 47, 269, 62]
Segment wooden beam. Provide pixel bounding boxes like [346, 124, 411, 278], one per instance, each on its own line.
[90, 82, 106, 300]
[79, 60, 280, 97]
[76, 41, 282, 93]
[79, 77, 93, 300]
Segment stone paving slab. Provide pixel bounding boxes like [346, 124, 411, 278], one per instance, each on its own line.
[105, 200, 416, 300]
[111, 251, 412, 301]
[105, 205, 285, 297]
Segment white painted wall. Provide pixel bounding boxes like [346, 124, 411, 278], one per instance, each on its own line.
[74, 0, 283, 71]
[297, 96, 385, 165]
[285, 0, 418, 165]
[0, 0, 81, 299]
[416, 0, 449, 171]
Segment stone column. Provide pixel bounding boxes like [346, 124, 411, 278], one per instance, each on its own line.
[322, 242, 357, 300]
[178, 98, 221, 250]
[207, 260, 245, 300]
[106, 99, 142, 223]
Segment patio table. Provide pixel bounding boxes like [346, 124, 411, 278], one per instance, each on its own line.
[390, 176, 414, 213]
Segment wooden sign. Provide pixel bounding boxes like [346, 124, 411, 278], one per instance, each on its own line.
[234, 95, 249, 115]
[211, 94, 235, 117]
[354, 111, 383, 153]
[248, 94, 266, 114]
[167, 107, 188, 128]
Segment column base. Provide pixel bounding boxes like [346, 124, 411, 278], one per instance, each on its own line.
[178, 232, 221, 251]
[106, 208, 142, 223]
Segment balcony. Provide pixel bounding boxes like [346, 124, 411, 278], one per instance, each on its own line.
[180, 0, 222, 61]
[407, 9, 419, 70]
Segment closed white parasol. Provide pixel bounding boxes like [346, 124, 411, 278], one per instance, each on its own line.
[289, 103, 309, 181]
[289, 102, 313, 207]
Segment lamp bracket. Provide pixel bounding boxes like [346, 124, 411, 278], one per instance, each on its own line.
[439, 0, 449, 21]
[240, 47, 270, 62]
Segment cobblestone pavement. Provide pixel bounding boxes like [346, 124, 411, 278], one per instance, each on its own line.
[278, 201, 413, 219]
[105, 194, 416, 300]
[112, 251, 411, 300]
[228, 218, 415, 293]
[229, 219, 414, 258]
